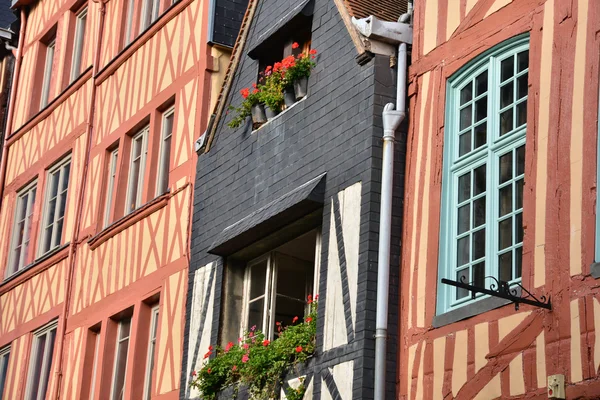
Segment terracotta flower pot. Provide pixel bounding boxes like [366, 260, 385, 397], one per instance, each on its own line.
[251, 104, 267, 124]
[294, 77, 308, 100]
[283, 87, 296, 107]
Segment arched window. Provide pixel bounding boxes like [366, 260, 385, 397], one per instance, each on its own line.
[438, 35, 530, 314]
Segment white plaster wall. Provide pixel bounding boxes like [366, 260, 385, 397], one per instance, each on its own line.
[323, 182, 361, 351]
[186, 262, 216, 398]
[321, 361, 354, 400]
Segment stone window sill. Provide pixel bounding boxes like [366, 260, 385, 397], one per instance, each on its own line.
[252, 96, 307, 134]
[432, 286, 522, 328]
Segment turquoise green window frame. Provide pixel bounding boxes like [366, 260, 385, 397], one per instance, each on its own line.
[438, 34, 530, 315]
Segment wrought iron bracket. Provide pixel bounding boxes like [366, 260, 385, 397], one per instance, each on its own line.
[441, 276, 551, 311]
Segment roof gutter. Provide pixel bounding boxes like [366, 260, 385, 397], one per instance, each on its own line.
[352, 7, 412, 400]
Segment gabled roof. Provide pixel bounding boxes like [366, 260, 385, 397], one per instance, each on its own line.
[202, 0, 408, 153]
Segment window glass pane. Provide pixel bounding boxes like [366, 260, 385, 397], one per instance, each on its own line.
[499, 152, 512, 183]
[499, 251, 512, 281]
[472, 228, 485, 260]
[474, 122, 487, 149]
[456, 236, 469, 267]
[515, 212, 523, 243]
[473, 198, 486, 228]
[40, 41, 55, 109]
[475, 97, 487, 122]
[458, 131, 471, 157]
[516, 145, 525, 175]
[157, 111, 174, 195]
[500, 82, 513, 108]
[500, 108, 513, 135]
[249, 260, 267, 300]
[515, 179, 524, 209]
[474, 164, 486, 195]
[498, 218, 512, 250]
[144, 309, 159, 400]
[276, 261, 307, 301]
[274, 295, 305, 329]
[515, 247, 523, 278]
[458, 173, 470, 203]
[500, 57, 514, 82]
[473, 261, 485, 288]
[475, 71, 488, 96]
[71, 8, 87, 82]
[247, 298, 264, 332]
[517, 74, 528, 99]
[460, 82, 472, 105]
[517, 101, 527, 127]
[517, 50, 529, 72]
[457, 204, 470, 234]
[456, 268, 469, 299]
[460, 105, 472, 131]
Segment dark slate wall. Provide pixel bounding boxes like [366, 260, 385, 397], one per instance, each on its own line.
[211, 0, 249, 48]
[182, 0, 406, 397]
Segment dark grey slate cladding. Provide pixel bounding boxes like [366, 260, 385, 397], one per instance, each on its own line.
[182, 0, 406, 398]
[211, 0, 249, 48]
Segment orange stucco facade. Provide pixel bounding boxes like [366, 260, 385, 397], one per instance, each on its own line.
[0, 0, 229, 399]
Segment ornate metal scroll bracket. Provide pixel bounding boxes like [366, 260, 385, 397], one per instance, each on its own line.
[441, 276, 552, 311]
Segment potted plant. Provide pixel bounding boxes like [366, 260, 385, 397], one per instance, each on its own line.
[228, 86, 266, 129]
[260, 65, 285, 119]
[286, 44, 317, 100]
[189, 296, 318, 400]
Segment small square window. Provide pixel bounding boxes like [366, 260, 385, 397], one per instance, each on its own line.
[24, 321, 58, 400]
[39, 156, 71, 256]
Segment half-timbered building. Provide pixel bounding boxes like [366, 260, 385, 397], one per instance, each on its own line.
[0, 0, 244, 399]
[401, 0, 600, 398]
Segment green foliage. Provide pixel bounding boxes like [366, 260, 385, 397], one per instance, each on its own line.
[227, 47, 318, 129]
[227, 88, 261, 129]
[190, 298, 318, 400]
[285, 380, 306, 400]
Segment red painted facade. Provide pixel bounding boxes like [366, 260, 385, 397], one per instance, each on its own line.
[0, 0, 228, 399]
[401, 0, 600, 398]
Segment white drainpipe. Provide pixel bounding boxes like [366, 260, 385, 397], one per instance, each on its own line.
[352, 7, 412, 399]
[375, 42, 406, 400]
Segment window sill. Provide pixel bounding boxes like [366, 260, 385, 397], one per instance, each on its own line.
[94, 0, 190, 86]
[432, 286, 522, 328]
[0, 243, 70, 296]
[88, 191, 172, 250]
[7, 67, 93, 143]
[252, 97, 307, 134]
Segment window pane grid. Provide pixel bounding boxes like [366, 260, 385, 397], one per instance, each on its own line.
[126, 128, 148, 213]
[442, 37, 529, 312]
[71, 8, 87, 82]
[104, 149, 119, 227]
[8, 183, 36, 276]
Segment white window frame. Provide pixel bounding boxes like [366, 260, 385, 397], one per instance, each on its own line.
[70, 7, 88, 83]
[126, 127, 149, 214]
[142, 306, 159, 400]
[6, 180, 37, 277]
[38, 156, 71, 257]
[0, 345, 10, 400]
[110, 318, 131, 400]
[24, 321, 58, 400]
[438, 35, 530, 314]
[241, 249, 315, 340]
[124, 0, 135, 46]
[40, 39, 55, 109]
[156, 107, 174, 196]
[104, 149, 119, 227]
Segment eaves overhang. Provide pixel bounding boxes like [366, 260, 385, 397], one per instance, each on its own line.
[208, 173, 326, 257]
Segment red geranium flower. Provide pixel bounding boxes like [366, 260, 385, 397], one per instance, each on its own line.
[240, 88, 250, 99]
[292, 316, 299, 323]
[242, 354, 250, 363]
[309, 49, 317, 55]
[243, 343, 249, 350]
[292, 42, 299, 49]
[203, 350, 212, 359]
[314, 294, 319, 300]
[263, 339, 270, 346]
[191, 370, 196, 377]
[305, 317, 313, 323]
[232, 365, 238, 371]
[295, 346, 303, 353]
[207, 368, 212, 374]
[225, 341, 235, 352]
[273, 62, 283, 72]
